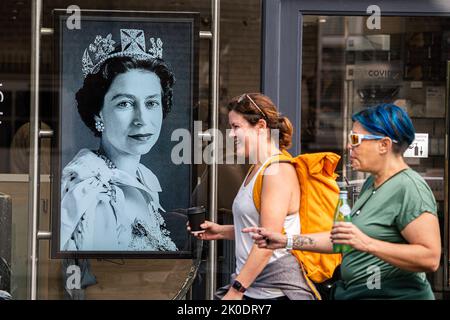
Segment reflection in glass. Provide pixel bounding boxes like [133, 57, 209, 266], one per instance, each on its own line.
[301, 15, 448, 294]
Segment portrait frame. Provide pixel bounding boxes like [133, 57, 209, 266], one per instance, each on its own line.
[50, 9, 200, 259]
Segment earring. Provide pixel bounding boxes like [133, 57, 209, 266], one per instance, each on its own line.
[95, 120, 105, 132]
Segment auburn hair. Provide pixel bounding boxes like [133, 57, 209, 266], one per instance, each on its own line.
[226, 93, 293, 150]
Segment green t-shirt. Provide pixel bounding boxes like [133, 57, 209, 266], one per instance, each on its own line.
[335, 168, 437, 300]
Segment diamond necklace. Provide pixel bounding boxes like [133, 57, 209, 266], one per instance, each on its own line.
[94, 150, 117, 169]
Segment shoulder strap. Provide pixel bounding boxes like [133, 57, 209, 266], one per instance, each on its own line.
[252, 152, 294, 213]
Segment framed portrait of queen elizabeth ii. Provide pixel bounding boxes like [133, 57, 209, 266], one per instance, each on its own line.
[50, 10, 199, 258]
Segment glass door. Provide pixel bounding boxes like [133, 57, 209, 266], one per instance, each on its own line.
[38, 0, 205, 300]
[2, 0, 209, 300]
[0, 0, 33, 300]
[300, 15, 449, 298]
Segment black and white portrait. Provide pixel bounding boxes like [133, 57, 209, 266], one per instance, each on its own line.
[51, 11, 198, 257]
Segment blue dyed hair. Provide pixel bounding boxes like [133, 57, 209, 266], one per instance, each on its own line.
[352, 103, 415, 154]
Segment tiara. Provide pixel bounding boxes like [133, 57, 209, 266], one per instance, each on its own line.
[82, 29, 163, 77]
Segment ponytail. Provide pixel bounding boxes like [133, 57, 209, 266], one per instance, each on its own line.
[278, 116, 293, 150]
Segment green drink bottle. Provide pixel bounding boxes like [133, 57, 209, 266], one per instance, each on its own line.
[333, 189, 352, 253]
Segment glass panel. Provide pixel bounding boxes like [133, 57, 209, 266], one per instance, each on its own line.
[301, 15, 448, 295]
[0, 0, 261, 300]
[216, 0, 262, 291]
[38, 0, 211, 300]
[27, 0, 262, 300]
[0, 0, 32, 300]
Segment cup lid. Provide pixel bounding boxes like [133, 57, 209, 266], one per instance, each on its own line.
[187, 206, 206, 214]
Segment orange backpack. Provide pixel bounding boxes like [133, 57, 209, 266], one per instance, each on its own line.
[252, 150, 342, 299]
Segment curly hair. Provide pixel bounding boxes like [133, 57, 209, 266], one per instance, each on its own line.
[75, 56, 176, 137]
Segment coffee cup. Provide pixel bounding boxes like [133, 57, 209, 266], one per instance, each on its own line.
[187, 206, 206, 234]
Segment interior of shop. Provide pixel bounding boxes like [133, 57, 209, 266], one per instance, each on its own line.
[300, 15, 448, 297]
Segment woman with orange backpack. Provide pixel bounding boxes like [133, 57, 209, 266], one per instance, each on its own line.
[244, 103, 441, 300]
[188, 93, 317, 300]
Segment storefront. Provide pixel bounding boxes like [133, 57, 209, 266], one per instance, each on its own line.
[0, 0, 449, 300]
[0, 0, 263, 300]
[263, 0, 449, 299]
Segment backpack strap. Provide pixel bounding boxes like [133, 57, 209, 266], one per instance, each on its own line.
[299, 261, 322, 300]
[252, 151, 294, 213]
[250, 152, 323, 300]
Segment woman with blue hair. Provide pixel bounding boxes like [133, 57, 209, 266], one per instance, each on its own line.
[244, 103, 441, 299]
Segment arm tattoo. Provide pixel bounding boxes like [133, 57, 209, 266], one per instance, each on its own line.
[292, 235, 316, 250]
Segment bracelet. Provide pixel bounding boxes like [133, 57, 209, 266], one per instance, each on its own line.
[286, 234, 293, 251]
[231, 280, 247, 293]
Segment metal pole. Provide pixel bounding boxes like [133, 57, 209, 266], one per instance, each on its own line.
[206, 0, 220, 300]
[444, 62, 450, 292]
[28, 0, 42, 300]
[342, 17, 350, 181]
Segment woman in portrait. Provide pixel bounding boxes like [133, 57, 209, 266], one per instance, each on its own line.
[60, 30, 178, 251]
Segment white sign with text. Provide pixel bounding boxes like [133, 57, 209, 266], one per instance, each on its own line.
[404, 133, 429, 158]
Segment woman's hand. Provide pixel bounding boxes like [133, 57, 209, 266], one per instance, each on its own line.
[331, 222, 374, 253]
[242, 227, 287, 249]
[187, 220, 225, 240]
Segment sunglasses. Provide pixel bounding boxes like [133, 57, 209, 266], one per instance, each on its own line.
[348, 131, 398, 147]
[238, 94, 268, 120]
